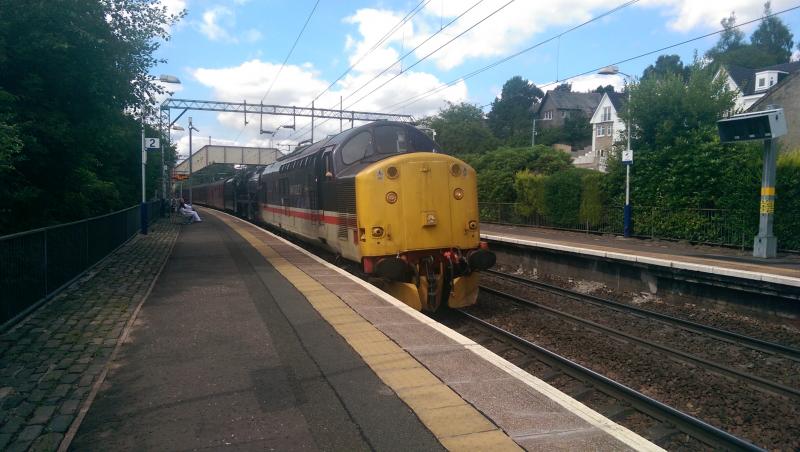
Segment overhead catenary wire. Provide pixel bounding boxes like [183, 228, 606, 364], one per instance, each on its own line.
[284, 0, 433, 142]
[382, 0, 641, 113]
[308, 0, 432, 106]
[292, 0, 638, 140]
[232, 0, 321, 143]
[291, 0, 518, 141]
[388, 2, 800, 114]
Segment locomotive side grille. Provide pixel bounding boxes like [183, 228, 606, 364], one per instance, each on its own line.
[336, 179, 356, 240]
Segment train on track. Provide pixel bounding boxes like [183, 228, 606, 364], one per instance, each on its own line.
[184, 121, 495, 311]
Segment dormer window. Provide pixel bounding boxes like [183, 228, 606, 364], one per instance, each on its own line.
[758, 77, 766, 88]
[543, 111, 553, 120]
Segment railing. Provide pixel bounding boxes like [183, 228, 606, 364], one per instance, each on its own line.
[0, 200, 164, 329]
[478, 203, 800, 251]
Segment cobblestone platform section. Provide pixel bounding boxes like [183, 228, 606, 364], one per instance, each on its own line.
[0, 221, 179, 452]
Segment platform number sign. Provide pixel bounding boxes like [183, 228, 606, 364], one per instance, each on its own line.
[145, 137, 160, 150]
[622, 150, 633, 165]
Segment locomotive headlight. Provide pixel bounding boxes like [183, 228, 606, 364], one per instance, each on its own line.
[468, 220, 478, 230]
[386, 191, 398, 204]
[371, 226, 384, 237]
[450, 163, 461, 177]
[387, 166, 399, 179]
[453, 188, 464, 200]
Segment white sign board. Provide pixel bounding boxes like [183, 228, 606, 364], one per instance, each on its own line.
[622, 150, 633, 164]
[145, 137, 160, 150]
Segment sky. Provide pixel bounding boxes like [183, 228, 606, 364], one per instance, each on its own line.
[153, 0, 800, 159]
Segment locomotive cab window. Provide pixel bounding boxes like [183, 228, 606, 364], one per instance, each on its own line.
[374, 125, 408, 155]
[341, 131, 373, 164]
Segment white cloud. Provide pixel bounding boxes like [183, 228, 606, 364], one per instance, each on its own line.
[190, 58, 466, 145]
[159, 0, 186, 17]
[640, 0, 796, 32]
[198, 6, 237, 42]
[563, 73, 626, 93]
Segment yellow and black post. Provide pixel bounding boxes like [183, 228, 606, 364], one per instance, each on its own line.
[754, 138, 777, 258]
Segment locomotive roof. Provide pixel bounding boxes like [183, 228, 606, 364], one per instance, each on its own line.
[276, 120, 416, 162]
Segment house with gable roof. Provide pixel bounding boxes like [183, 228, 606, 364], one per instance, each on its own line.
[570, 92, 627, 172]
[533, 90, 602, 130]
[717, 61, 800, 112]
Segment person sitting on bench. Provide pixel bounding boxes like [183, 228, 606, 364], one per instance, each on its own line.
[178, 199, 202, 223]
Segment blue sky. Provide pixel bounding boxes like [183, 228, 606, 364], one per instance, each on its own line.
[154, 0, 800, 157]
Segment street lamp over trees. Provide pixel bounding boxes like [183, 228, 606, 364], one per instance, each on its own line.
[141, 74, 181, 235]
[598, 65, 634, 237]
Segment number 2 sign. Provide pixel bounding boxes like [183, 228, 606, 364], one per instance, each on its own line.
[145, 138, 160, 149]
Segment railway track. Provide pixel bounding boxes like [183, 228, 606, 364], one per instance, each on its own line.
[448, 310, 762, 451]
[473, 270, 800, 449]
[478, 283, 800, 402]
[486, 269, 800, 361]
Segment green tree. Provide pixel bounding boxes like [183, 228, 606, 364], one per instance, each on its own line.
[750, 2, 794, 64]
[642, 54, 689, 81]
[707, 4, 794, 68]
[0, 0, 184, 233]
[487, 76, 544, 147]
[593, 85, 615, 94]
[609, 63, 761, 217]
[553, 83, 572, 92]
[706, 12, 746, 62]
[421, 102, 498, 155]
[561, 111, 591, 149]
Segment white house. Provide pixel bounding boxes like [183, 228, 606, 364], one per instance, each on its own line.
[574, 92, 627, 172]
[716, 62, 800, 112]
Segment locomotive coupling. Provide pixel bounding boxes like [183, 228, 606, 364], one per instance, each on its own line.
[467, 245, 496, 271]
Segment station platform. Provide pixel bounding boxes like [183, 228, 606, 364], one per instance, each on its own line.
[60, 209, 659, 451]
[481, 224, 800, 288]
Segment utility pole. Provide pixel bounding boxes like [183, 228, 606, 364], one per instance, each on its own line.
[531, 118, 536, 147]
[188, 117, 199, 205]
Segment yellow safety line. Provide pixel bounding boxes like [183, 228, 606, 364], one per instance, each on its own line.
[211, 210, 521, 452]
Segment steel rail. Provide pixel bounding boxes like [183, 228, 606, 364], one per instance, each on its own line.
[480, 286, 800, 401]
[456, 310, 763, 451]
[486, 269, 800, 361]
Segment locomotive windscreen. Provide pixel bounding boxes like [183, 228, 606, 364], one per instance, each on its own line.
[341, 125, 440, 165]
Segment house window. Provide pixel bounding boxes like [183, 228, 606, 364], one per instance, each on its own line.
[602, 106, 612, 122]
[543, 110, 552, 120]
[758, 77, 766, 87]
[561, 111, 568, 118]
[607, 123, 613, 137]
[597, 125, 605, 137]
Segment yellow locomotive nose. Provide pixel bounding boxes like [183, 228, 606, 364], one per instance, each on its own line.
[355, 153, 479, 255]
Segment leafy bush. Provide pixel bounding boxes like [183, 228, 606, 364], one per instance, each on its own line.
[542, 169, 589, 227]
[776, 151, 800, 250]
[464, 145, 571, 203]
[513, 170, 547, 218]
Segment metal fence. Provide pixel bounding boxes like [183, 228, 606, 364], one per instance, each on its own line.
[0, 201, 164, 329]
[478, 202, 793, 250]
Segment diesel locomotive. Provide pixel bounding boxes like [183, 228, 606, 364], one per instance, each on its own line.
[187, 121, 495, 311]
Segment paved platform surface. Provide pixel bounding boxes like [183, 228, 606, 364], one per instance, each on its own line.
[0, 221, 178, 452]
[71, 212, 445, 451]
[482, 224, 800, 283]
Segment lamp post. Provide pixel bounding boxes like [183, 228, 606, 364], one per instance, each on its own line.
[140, 74, 180, 235]
[159, 75, 181, 206]
[188, 117, 199, 205]
[598, 65, 634, 237]
[169, 124, 185, 198]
